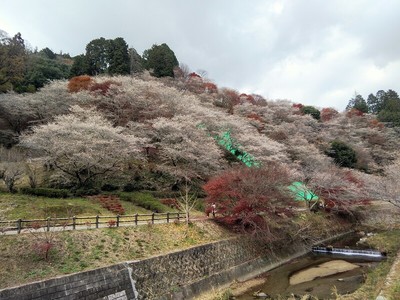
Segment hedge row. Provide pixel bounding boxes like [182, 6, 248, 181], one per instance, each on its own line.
[118, 192, 171, 213]
[20, 187, 71, 198]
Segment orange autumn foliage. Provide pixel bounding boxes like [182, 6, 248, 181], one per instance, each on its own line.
[67, 75, 93, 93]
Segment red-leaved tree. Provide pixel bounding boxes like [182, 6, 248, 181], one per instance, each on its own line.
[203, 164, 293, 237]
[218, 88, 240, 114]
[67, 75, 93, 93]
[320, 107, 339, 122]
[346, 108, 364, 118]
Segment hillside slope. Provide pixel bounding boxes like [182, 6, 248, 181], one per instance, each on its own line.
[0, 73, 399, 201]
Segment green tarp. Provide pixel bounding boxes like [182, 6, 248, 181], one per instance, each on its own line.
[288, 181, 319, 201]
[216, 131, 260, 167]
[198, 124, 259, 167]
[199, 124, 319, 203]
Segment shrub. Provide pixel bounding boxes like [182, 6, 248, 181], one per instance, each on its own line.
[204, 82, 218, 93]
[346, 108, 364, 118]
[367, 133, 386, 146]
[118, 192, 170, 213]
[123, 182, 140, 192]
[160, 198, 180, 209]
[101, 183, 119, 192]
[326, 141, 357, 168]
[32, 241, 54, 261]
[123, 181, 156, 192]
[320, 107, 339, 122]
[218, 88, 240, 113]
[67, 75, 93, 93]
[146, 190, 181, 198]
[301, 105, 321, 120]
[292, 103, 304, 109]
[378, 109, 400, 126]
[268, 130, 288, 141]
[88, 195, 125, 215]
[73, 188, 100, 197]
[194, 198, 205, 212]
[368, 119, 384, 129]
[107, 220, 117, 228]
[20, 187, 71, 198]
[89, 80, 120, 96]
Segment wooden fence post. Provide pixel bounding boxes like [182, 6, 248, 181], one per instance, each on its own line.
[8, 211, 181, 234]
[17, 219, 22, 234]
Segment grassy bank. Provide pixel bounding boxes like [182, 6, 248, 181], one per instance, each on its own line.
[337, 229, 400, 300]
[0, 191, 184, 220]
[0, 192, 154, 219]
[0, 220, 232, 289]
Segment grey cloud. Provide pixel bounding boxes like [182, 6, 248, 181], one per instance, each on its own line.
[1, 0, 399, 110]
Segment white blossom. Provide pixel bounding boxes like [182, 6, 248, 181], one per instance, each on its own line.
[20, 106, 145, 187]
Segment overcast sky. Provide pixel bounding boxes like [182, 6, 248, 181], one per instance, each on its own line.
[1, 0, 399, 111]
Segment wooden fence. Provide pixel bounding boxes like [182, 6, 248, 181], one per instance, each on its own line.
[0, 212, 186, 234]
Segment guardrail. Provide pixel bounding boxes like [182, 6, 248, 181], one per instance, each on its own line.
[0, 212, 185, 234]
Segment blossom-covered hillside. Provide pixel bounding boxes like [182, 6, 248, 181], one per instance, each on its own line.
[0, 73, 399, 211]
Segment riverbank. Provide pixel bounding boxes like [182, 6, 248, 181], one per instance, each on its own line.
[2, 201, 397, 299]
[0, 227, 354, 300]
[195, 231, 355, 300]
[376, 247, 400, 300]
[208, 205, 400, 300]
[198, 229, 400, 300]
[0, 211, 354, 299]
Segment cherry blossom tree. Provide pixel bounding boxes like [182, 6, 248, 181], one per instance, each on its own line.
[300, 166, 369, 214]
[128, 115, 224, 179]
[0, 162, 24, 192]
[0, 92, 34, 134]
[214, 88, 240, 114]
[20, 106, 145, 188]
[370, 159, 400, 208]
[0, 79, 78, 139]
[0, 146, 25, 192]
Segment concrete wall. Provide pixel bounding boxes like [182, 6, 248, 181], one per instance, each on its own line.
[0, 233, 350, 300]
[131, 238, 263, 299]
[0, 263, 137, 300]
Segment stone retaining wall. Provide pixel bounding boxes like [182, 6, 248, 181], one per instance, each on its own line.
[0, 233, 350, 300]
[133, 237, 262, 299]
[0, 263, 136, 300]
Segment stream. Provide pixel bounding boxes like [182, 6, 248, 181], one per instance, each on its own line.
[234, 234, 382, 299]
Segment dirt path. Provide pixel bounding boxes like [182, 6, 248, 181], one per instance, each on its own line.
[0, 215, 210, 235]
